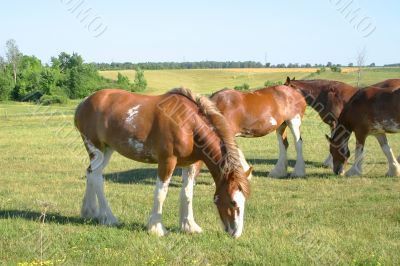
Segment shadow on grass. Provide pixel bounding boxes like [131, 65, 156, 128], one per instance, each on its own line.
[104, 167, 214, 186]
[0, 209, 147, 232]
[104, 168, 182, 187]
[103, 158, 330, 184]
[247, 158, 326, 168]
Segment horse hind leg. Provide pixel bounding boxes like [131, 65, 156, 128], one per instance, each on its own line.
[81, 138, 118, 225]
[376, 134, 400, 177]
[287, 114, 306, 177]
[269, 123, 289, 178]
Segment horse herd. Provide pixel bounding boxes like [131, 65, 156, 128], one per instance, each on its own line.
[74, 77, 400, 238]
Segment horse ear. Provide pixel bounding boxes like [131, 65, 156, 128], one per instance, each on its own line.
[286, 76, 291, 84]
[325, 134, 333, 144]
[244, 166, 253, 180]
[292, 77, 296, 81]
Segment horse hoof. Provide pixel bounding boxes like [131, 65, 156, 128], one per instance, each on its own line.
[386, 168, 400, 177]
[148, 223, 168, 236]
[181, 220, 203, 234]
[291, 171, 306, 178]
[98, 214, 119, 226]
[268, 169, 288, 178]
[345, 168, 362, 177]
[81, 207, 99, 219]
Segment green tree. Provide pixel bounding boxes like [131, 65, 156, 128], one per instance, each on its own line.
[13, 55, 43, 100]
[132, 67, 147, 92]
[117, 72, 130, 88]
[5, 39, 22, 84]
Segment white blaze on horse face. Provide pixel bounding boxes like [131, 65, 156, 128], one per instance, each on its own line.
[269, 117, 278, 126]
[126, 105, 141, 125]
[232, 190, 245, 238]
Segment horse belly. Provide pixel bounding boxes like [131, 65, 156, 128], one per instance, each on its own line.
[371, 119, 400, 134]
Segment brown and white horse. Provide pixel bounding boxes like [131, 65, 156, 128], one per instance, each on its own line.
[327, 84, 400, 176]
[74, 88, 251, 238]
[201, 85, 307, 177]
[286, 78, 400, 168]
[284, 77, 358, 167]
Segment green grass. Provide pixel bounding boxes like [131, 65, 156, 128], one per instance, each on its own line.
[1, 69, 400, 265]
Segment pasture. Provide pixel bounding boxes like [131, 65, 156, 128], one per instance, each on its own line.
[1, 69, 400, 265]
[99, 67, 400, 94]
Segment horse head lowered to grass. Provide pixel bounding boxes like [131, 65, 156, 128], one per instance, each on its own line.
[74, 88, 250, 238]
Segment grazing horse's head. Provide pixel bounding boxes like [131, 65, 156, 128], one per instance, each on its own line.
[326, 129, 350, 175]
[213, 168, 251, 238]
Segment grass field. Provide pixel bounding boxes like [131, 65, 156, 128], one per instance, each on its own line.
[1, 69, 400, 265]
[99, 67, 400, 95]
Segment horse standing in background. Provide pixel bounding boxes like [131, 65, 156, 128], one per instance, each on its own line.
[74, 88, 251, 238]
[327, 85, 400, 176]
[192, 85, 307, 178]
[284, 77, 358, 168]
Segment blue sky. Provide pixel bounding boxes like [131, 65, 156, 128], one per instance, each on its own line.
[0, 0, 398, 65]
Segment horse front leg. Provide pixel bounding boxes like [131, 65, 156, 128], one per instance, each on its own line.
[323, 127, 335, 168]
[179, 162, 203, 233]
[147, 157, 176, 236]
[345, 134, 366, 177]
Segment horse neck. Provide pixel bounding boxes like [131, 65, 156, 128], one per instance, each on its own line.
[193, 120, 228, 185]
[293, 81, 324, 106]
[333, 122, 352, 146]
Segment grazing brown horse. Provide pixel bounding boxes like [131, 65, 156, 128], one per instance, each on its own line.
[196, 85, 307, 177]
[327, 85, 400, 176]
[284, 77, 358, 167]
[74, 88, 251, 238]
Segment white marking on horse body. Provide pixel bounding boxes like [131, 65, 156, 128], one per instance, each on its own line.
[128, 138, 144, 152]
[232, 190, 245, 238]
[269, 117, 278, 126]
[126, 105, 141, 125]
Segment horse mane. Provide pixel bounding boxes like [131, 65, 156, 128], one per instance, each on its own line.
[209, 87, 231, 99]
[167, 87, 250, 197]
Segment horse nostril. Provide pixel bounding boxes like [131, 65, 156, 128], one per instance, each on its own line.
[231, 200, 237, 207]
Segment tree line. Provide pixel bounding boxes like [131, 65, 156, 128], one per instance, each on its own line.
[0, 40, 146, 103]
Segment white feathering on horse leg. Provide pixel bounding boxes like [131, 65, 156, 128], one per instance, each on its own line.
[269, 130, 288, 177]
[323, 154, 333, 168]
[288, 114, 306, 177]
[148, 177, 170, 236]
[180, 166, 202, 233]
[379, 141, 400, 177]
[345, 145, 364, 177]
[82, 145, 118, 225]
